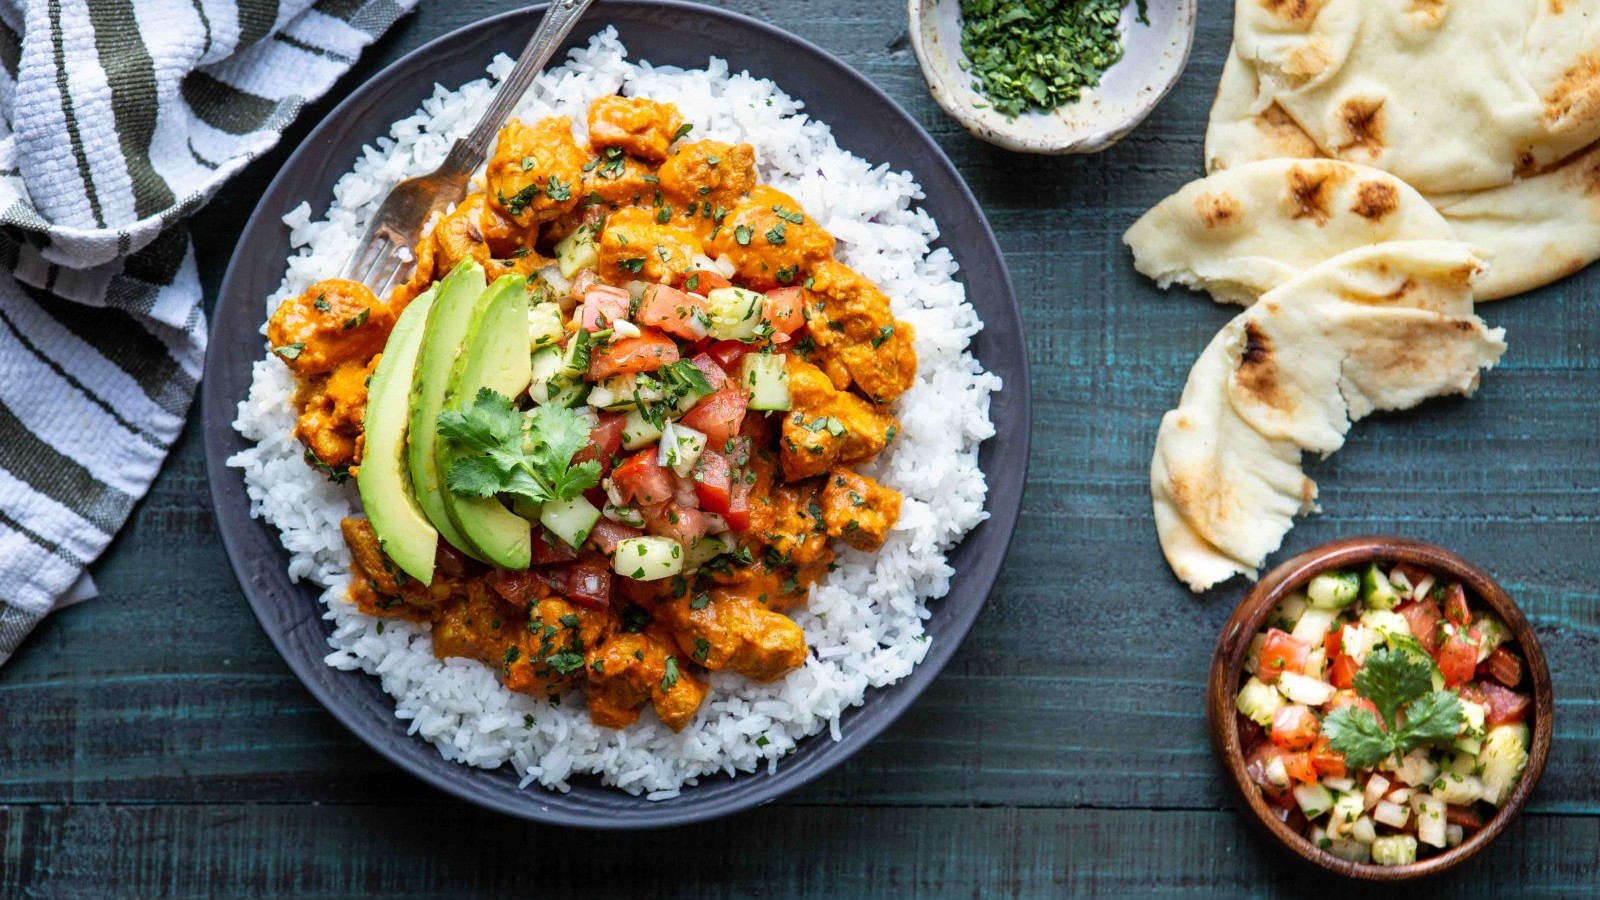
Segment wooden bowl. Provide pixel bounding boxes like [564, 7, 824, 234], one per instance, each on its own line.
[907, 0, 1196, 154]
[1206, 536, 1553, 880]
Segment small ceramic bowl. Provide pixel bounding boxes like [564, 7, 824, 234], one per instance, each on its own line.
[1206, 537, 1553, 880]
[907, 0, 1197, 154]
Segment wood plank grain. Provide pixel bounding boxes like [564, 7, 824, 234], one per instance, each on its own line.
[3, 805, 1596, 899]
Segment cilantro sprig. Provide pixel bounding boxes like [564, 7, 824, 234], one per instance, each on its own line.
[436, 388, 600, 505]
[958, 0, 1148, 118]
[1323, 647, 1463, 770]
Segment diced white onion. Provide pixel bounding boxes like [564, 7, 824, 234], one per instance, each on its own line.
[1363, 773, 1391, 810]
[1373, 799, 1410, 829]
[1276, 671, 1337, 706]
[612, 319, 641, 338]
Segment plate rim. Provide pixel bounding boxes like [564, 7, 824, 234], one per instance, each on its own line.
[201, 0, 1032, 828]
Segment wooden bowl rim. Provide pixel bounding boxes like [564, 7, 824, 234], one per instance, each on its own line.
[1205, 536, 1554, 881]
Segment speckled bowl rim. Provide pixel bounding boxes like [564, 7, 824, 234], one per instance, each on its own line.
[907, 0, 1198, 154]
[1205, 537, 1554, 880]
[201, 0, 1032, 829]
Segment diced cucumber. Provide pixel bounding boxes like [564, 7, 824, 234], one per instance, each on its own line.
[1269, 591, 1309, 630]
[1325, 838, 1371, 864]
[528, 301, 565, 349]
[602, 501, 645, 528]
[1478, 723, 1530, 806]
[1360, 608, 1411, 641]
[555, 226, 598, 278]
[1293, 782, 1335, 819]
[658, 421, 707, 477]
[1446, 824, 1465, 847]
[1362, 562, 1401, 609]
[741, 352, 791, 411]
[705, 286, 763, 340]
[1430, 771, 1484, 805]
[683, 533, 737, 571]
[559, 328, 592, 380]
[1459, 699, 1486, 737]
[1454, 735, 1483, 756]
[1276, 671, 1336, 706]
[1327, 791, 1366, 837]
[1393, 748, 1440, 787]
[612, 536, 684, 581]
[1413, 792, 1447, 848]
[528, 345, 566, 405]
[1264, 755, 1290, 789]
[1471, 613, 1508, 662]
[1307, 569, 1359, 609]
[1371, 835, 1417, 866]
[1243, 633, 1266, 676]
[544, 380, 591, 409]
[540, 494, 601, 549]
[1445, 752, 1477, 777]
[1236, 676, 1283, 727]
[619, 407, 664, 450]
[1291, 607, 1339, 645]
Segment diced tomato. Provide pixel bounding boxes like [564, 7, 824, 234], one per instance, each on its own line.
[1237, 712, 1265, 754]
[1396, 599, 1444, 656]
[1480, 680, 1531, 726]
[1479, 646, 1524, 688]
[612, 450, 676, 506]
[637, 283, 711, 340]
[529, 527, 579, 565]
[572, 414, 627, 476]
[692, 450, 734, 515]
[641, 502, 711, 547]
[435, 541, 471, 578]
[1446, 804, 1484, 830]
[1437, 632, 1478, 688]
[567, 269, 598, 304]
[1324, 690, 1381, 725]
[1328, 654, 1360, 690]
[1270, 704, 1320, 750]
[565, 554, 613, 608]
[678, 387, 749, 448]
[579, 284, 631, 331]
[1282, 751, 1319, 785]
[1323, 625, 1346, 660]
[486, 568, 542, 606]
[686, 352, 729, 393]
[1441, 582, 1471, 626]
[1309, 740, 1347, 779]
[1257, 628, 1311, 685]
[681, 269, 732, 294]
[587, 518, 643, 555]
[587, 329, 680, 379]
[725, 471, 752, 531]
[761, 287, 806, 338]
[705, 339, 749, 374]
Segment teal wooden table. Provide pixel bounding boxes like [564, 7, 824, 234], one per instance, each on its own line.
[5, 1, 1598, 895]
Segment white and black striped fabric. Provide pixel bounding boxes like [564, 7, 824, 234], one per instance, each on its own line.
[0, 0, 417, 665]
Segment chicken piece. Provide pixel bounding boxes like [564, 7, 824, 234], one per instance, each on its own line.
[584, 625, 707, 731]
[705, 186, 834, 291]
[583, 154, 661, 208]
[341, 516, 447, 608]
[780, 357, 899, 480]
[512, 597, 613, 695]
[595, 205, 702, 286]
[802, 259, 917, 403]
[484, 117, 588, 227]
[586, 95, 684, 162]
[820, 468, 901, 552]
[748, 479, 832, 566]
[653, 589, 807, 682]
[656, 139, 756, 209]
[294, 356, 378, 473]
[267, 278, 393, 377]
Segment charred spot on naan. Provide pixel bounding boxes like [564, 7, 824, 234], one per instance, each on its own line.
[1544, 52, 1600, 138]
[1196, 191, 1244, 228]
[1350, 181, 1399, 222]
[1333, 98, 1386, 160]
[1404, 0, 1447, 26]
[1283, 165, 1345, 225]
[1233, 321, 1291, 411]
[1258, 0, 1323, 26]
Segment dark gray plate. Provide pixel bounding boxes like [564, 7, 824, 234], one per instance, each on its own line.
[202, 0, 1030, 828]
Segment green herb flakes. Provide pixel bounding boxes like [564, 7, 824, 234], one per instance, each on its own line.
[958, 0, 1147, 118]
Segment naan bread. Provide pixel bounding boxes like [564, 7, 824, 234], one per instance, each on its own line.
[1205, 0, 1600, 300]
[1124, 158, 1454, 306]
[1152, 241, 1507, 592]
[1215, 0, 1600, 195]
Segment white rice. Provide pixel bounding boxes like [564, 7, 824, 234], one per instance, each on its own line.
[228, 29, 1000, 797]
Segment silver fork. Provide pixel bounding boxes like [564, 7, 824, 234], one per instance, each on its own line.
[341, 0, 598, 295]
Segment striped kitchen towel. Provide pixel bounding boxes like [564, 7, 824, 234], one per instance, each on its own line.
[0, 0, 417, 666]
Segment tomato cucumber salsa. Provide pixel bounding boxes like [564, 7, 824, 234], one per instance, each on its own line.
[1235, 562, 1532, 866]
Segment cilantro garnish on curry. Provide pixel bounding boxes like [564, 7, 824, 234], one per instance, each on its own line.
[1235, 562, 1532, 866]
[264, 95, 917, 732]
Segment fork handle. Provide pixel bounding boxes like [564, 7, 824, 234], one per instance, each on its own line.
[444, 0, 598, 170]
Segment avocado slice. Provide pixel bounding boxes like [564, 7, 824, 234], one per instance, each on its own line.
[435, 273, 534, 569]
[407, 260, 491, 560]
[355, 285, 440, 584]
